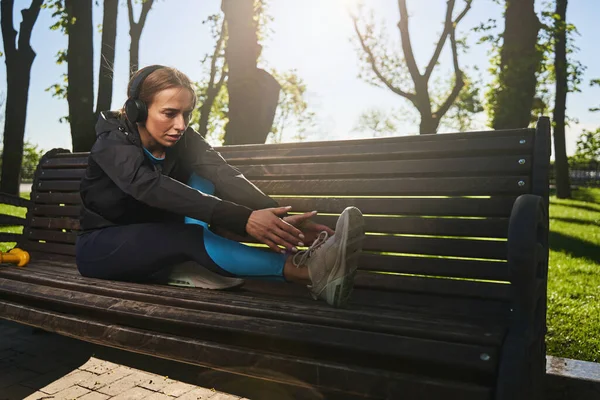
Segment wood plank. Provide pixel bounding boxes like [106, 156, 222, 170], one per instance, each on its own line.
[30, 217, 80, 230]
[221, 136, 534, 163]
[34, 193, 81, 205]
[273, 197, 518, 218]
[217, 128, 534, 153]
[312, 215, 509, 238]
[236, 155, 532, 179]
[32, 205, 80, 218]
[39, 169, 85, 180]
[0, 233, 22, 243]
[363, 236, 507, 260]
[42, 156, 88, 168]
[28, 229, 77, 244]
[0, 278, 499, 373]
[1, 266, 505, 345]
[0, 215, 26, 226]
[21, 240, 75, 256]
[37, 180, 80, 192]
[0, 301, 495, 399]
[253, 176, 530, 196]
[357, 253, 509, 281]
[355, 272, 511, 301]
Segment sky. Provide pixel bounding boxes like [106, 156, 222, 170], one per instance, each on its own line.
[1, 0, 599, 155]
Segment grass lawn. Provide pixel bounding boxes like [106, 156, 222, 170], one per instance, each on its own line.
[1, 189, 599, 361]
[547, 187, 600, 362]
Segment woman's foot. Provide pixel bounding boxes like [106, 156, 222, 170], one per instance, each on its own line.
[293, 207, 365, 308]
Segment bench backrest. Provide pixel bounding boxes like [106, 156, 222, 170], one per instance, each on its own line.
[16, 119, 551, 305]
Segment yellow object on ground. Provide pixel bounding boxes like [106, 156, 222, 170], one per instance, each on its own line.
[0, 248, 30, 267]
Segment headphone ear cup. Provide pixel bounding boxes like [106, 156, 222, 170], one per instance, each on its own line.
[125, 98, 148, 123]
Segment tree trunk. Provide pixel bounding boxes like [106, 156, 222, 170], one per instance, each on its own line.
[492, 0, 541, 129]
[222, 0, 281, 145]
[65, 0, 95, 152]
[127, 0, 154, 77]
[553, 0, 571, 198]
[0, 0, 43, 195]
[96, 0, 118, 116]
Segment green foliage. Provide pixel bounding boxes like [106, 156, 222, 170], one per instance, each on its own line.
[572, 128, 600, 163]
[0, 141, 44, 182]
[475, 1, 585, 126]
[268, 69, 316, 143]
[353, 108, 399, 137]
[590, 79, 600, 112]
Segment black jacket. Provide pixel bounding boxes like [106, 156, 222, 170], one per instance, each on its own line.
[79, 112, 278, 235]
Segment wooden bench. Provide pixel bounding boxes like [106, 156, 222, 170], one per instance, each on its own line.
[0, 118, 551, 400]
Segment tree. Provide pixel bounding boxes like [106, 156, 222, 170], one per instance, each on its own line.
[127, 0, 154, 77]
[65, 0, 96, 152]
[196, 13, 228, 138]
[353, 108, 399, 137]
[96, 0, 118, 115]
[352, 0, 473, 134]
[590, 79, 600, 112]
[0, 0, 43, 195]
[489, 0, 542, 129]
[0, 142, 44, 182]
[221, 0, 281, 145]
[572, 128, 600, 163]
[552, 0, 571, 198]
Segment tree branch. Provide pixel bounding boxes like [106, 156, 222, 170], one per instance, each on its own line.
[434, 24, 465, 119]
[1, 0, 17, 56]
[397, 0, 422, 84]
[137, 0, 154, 30]
[352, 15, 416, 102]
[18, 0, 43, 58]
[127, 0, 135, 28]
[424, 0, 455, 80]
[208, 18, 227, 91]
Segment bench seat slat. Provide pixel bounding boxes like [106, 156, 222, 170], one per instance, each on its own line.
[28, 229, 77, 244]
[0, 265, 506, 344]
[32, 205, 80, 217]
[233, 155, 531, 179]
[0, 300, 495, 400]
[0, 277, 500, 374]
[273, 197, 518, 217]
[34, 192, 81, 205]
[0, 215, 26, 226]
[217, 135, 534, 162]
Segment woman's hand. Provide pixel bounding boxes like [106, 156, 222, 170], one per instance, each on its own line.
[284, 211, 335, 245]
[246, 206, 305, 253]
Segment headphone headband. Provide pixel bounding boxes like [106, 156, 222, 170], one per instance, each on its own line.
[128, 65, 165, 99]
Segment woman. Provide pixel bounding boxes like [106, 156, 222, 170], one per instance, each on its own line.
[76, 65, 365, 308]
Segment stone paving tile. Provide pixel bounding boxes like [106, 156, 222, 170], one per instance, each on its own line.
[50, 384, 90, 399]
[97, 370, 156, 396]
[79, 358, 120, 375]
[19, 366, 78, 390]
[110, 386, 157, 400]
[78, 365, 135, 392]
[160, 380, 197, 397]
[208, 393, 241, 400]
[78, 392, 110, 400]
[137, 374, 171, 392]
[22, 391, 53, 400]
[38, 370, 94, 395]
[144, 391, 173, 400]
[176, 387, 218, 400]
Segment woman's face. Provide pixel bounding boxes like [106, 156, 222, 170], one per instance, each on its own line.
[141, 86, 194, 149]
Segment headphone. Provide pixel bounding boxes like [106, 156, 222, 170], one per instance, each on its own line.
[124, 65, 165, 123]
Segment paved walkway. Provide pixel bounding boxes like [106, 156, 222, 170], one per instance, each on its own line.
[0, 320, 245, 400]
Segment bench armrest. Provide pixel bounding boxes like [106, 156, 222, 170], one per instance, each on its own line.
[496, 194, 549, 400]
[506, 194, 548, 330]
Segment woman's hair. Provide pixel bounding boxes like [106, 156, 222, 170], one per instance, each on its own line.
[123, 66, 197, 114]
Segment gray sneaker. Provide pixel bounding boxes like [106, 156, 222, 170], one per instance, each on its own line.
[293, 206, 365, 308]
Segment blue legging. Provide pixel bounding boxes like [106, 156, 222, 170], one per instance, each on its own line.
[185, 173, 286, 280]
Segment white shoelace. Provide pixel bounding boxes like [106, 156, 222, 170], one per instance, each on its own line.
[292, 231, 329, 268]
